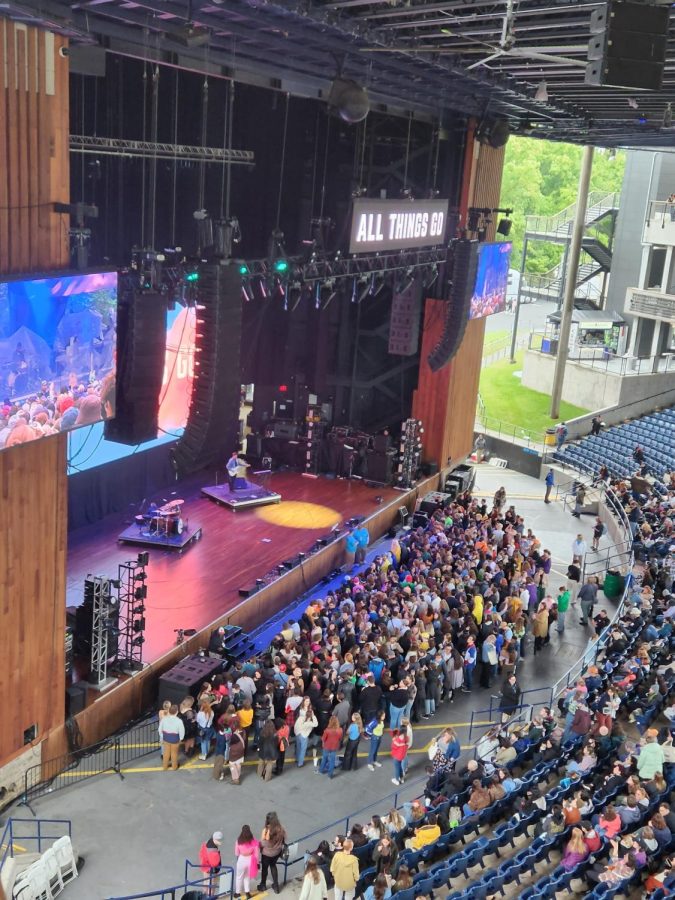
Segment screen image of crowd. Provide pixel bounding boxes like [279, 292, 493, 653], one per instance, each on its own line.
[469, 242, 511, 320]
[0, 271, 117, 449]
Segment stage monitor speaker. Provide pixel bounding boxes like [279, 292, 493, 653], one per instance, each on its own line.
[172, 263, 243, 476]
[585, 0, 669, 90]
[388, 273, 423, 356]
[66, 683, 89, 716]
[105, 285, 167, 445]
[427, 240, 478, 372]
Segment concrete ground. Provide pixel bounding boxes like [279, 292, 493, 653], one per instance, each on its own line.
[21, 465, 618, 900]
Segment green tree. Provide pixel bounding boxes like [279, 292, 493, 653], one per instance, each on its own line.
[499, 138, 625, 275]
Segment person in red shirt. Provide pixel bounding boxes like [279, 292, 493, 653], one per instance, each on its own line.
[199, 831, 223, 896]
[319, 715, 343, 779]
[391, 728, 409, 786]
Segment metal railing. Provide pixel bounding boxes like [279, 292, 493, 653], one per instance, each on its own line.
[280, 773, 428, 883]
[107, 870, 234, 900]
[474, 411, 545, 451]
[18, 715, 159, 814]
[528, 337, 675, 376]
[0, 818, 72, 878]
[525, 191, 618, 237]
[582, 541, 633, 581]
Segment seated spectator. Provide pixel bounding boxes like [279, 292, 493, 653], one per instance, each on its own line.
[561, 827, 590, 871]
[462, 780, 492, 817]
[616, 795, 641, 827]
[404, 814, 440, 850]
[596, 805, 621, 838]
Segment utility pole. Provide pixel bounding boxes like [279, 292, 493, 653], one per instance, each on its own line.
[550, 144, 594, 419]
[509, 236, 528, 363]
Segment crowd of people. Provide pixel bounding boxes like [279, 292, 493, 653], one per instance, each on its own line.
[152, 464, 675, 899]
[0, 376, 115, 447]
[158, 485, 595, 777]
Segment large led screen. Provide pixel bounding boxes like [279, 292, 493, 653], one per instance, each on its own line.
[469, 242, 512, 319]
[0, 271, 117, 450]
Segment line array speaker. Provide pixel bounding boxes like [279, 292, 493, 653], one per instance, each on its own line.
[427, 240, 478, 372]
[585, 0, 669, 91]
[388, 272, 423, 356]
[172, 262, 242, 476]
[104, 283, 167, 445]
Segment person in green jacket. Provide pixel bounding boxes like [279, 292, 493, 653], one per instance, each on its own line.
[557, 586, 570, 634]
[637, 735, 665, 781]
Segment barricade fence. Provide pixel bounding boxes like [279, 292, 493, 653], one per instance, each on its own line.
[20, 716, 159, 812]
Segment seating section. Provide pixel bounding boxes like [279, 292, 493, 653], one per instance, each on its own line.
[311, 608, 675, 900]
[555, 407, 675, 480]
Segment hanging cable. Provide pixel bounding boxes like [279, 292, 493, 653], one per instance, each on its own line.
[432, 115, 442, 192]
[309, 108, 320, 219]
[220, 81, 231, 219]
[319, 114, 331, 221]
[148, 64, 160, 251]
[198, 75, 209, 212]
[275, 93, 290, 230]
[140, 62, 148, 247]
[403, 111, 412, 193]
[171, 70, 179, 247]
[223, 80, 235, 220]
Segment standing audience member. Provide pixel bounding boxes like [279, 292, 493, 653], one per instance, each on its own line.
[234, 825, 260, 899]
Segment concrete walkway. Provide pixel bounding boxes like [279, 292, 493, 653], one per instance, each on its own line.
[24, 465, 619, 900]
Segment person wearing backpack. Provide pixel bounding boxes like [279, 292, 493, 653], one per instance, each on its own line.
[366, 710, 385, 771]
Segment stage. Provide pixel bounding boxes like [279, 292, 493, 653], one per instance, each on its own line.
[201, 479, 282, 510]
[66, 470, 403, 665]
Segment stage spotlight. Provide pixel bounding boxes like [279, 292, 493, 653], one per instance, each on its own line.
[133, 618, 146, 632]
[255, 578, 265, 588]
[137, 552, 149, 566]
[238, 263, 250, 276]
[134, 571, 147, 581]
[132, 636, 145, 647]
[273, 259, 289, 274]
[132, 604, 146, 615]
[134, 586, 147, 601]
[358, 277, 372, 304]
[242, 280, 254, 302]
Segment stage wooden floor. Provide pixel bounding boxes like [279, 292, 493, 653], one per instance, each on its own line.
[67, 472, 400, 663]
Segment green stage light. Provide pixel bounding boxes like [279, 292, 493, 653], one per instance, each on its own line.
[185, 271, 199, 283]
[239, 264, 249, 276]
[273, 259, 289, 274]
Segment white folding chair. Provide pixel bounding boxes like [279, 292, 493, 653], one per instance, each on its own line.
[42, 848, 64, 897]
[51, 836, 78, 886]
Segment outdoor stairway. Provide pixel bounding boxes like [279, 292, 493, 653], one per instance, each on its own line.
[524, 191, 619, 242]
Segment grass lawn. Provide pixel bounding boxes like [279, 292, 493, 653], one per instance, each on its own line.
[482, 329, 511, 358]
[479, 351, 589, 440]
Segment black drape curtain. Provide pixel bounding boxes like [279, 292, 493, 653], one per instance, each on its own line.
[68, 443, 177, 530]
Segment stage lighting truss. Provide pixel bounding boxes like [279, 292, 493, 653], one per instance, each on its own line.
[115, 556, 149, 673]
[397, 418, 424, 490]
[239, 247, 446, 308]
[87, 575, 116, 689]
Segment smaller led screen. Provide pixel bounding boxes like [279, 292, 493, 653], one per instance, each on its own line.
[0, 271, 117, 450]
[469, 242, 512, 319]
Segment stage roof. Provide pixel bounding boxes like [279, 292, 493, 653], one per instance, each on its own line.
[6, 0, 675, 147]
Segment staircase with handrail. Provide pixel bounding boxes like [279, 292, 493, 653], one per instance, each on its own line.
[520, 191, 618, 308]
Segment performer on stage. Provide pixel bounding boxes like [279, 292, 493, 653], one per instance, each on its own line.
[226, 451, 249, 491]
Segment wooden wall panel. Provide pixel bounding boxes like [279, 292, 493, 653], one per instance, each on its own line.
[412, 125, 506, 468]
[0, 435, 68, 763]
[0, 18, 70, 770]
[0, 18, 70, 273]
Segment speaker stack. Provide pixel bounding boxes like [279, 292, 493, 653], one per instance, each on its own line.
[428, 240, 479, 373]
[585, 0, 670, 91]
[172, 262, 243, 476]
[105, 282, 167, 445]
